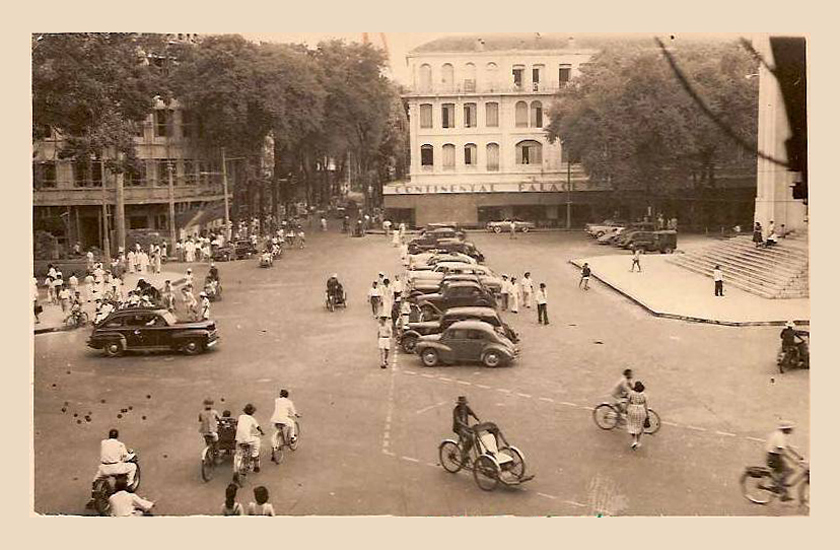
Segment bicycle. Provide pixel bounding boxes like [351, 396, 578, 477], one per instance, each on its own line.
[232, 442, 256, 487]
[592, 402, 661, 434]
[741, 458, 809, 510]
[64, 310, 90, 330]
[270, 417, 301, 464]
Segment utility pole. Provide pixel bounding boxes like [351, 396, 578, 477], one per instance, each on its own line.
[168, 160, 177, 246]
[565, 156, 572, 230]
[100, 160, 111, 263]
[221, 147, 231, 241]
[115, 150, 126, 254]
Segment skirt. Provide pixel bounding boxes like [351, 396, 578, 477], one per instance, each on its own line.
[378, 337, 391, 350]
[626, 404, 647, 435]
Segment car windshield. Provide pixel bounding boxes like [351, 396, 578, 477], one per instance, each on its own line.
[160, 311, 177, 326]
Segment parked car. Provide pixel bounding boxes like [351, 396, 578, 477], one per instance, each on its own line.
[434, 239, 485, 263]
[408, 262, 502, 293]
[399, 306, 518, 353]
[410, 252, 477, 269]
[585, 219, 628, 237]
[409, 273, 486, 295]
[596, 227, 624, 245]
[414, 281, 497, 319]
[414, 320, 518, 368]
[624, 230, 677, 253]
[486, 218, 535, 234]
[87, 308, 219, 357]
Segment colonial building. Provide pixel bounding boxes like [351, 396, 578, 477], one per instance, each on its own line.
[385, 34, 594, 227]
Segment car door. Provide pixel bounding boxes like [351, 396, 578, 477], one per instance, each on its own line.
[460, 329, 488, 361]
[444, 328, 472, 362]
[124, 312, 158, 349]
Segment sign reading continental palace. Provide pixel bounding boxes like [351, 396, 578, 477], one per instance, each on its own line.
[384, 182, 572, 195]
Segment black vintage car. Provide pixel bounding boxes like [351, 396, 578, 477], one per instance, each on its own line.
[435, 239, 485, 263]
[87, 308, 219, 357]
[399, 306, 518, 353]
[414, 281, 497, 319]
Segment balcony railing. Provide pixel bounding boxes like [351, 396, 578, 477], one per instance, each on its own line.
[407, 82, 570, 96]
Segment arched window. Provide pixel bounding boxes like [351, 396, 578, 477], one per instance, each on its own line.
[419, 64, 432, 91]
[516, 140, 542, 165]
[441, 64, 454, 91]
[515, 101, 529, 128]
[486, 143, 500, 172]
[464, 63, 477, 92]
[421, 144, 434, 169]
[485, 62, 498, 91]
[530, 101, 543, 128]
[442, 144, 456, 170]
[464, 143, 477, 167]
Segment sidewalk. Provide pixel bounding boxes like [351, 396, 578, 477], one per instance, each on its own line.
[34, 270, 183, 334]
[570, 254, 809, 326]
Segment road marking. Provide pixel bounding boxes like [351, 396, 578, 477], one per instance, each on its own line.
[416, 401, 447, 415]
[516, 392, 532, 398]
[476, 384, 491, 389]
[686, 425, 707, 432]
[538, 397, 555, 403]
[564, 500, 587, 508]
[746, 436, 764, 443]
[421, 374, 435, 379]
[496, 388, 512, 394]
[439, 377, 454, 382]
[403, 371, 416, 376]
[425, 462, 438, 468]
[559, 401, 577, 407]
[715, 430, 737, 437]
[401, 456, 420, 463]
[662, 421, 679, 427]
[457, 380, 472, 386]
[537, 492, 557, 500]
[382, 450, 395, 456]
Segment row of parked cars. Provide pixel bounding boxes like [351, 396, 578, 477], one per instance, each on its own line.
[584, 219, 678, 253]
[401, 225, 519, 369]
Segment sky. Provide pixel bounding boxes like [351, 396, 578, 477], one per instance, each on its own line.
[242, 33, 466, 84]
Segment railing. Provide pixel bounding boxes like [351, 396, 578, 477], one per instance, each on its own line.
[407, 83, 570, 96]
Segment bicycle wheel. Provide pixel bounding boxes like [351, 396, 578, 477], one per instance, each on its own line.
[439, 440, 464, 473]
[289, 422, 300, 451]
[740, 468, 775, 504]
[201, 447, 215, 482]
[593, 404, 619, 430]
[473, 455, 500, 491]
[644, 409, 662, 434]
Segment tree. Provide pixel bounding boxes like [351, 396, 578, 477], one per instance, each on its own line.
[546, 39, 758, 217]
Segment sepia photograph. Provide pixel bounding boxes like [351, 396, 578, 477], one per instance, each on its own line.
[28, 28, 811, 518]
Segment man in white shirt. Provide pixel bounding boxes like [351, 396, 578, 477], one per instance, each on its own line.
[500, 275, 511, 311]
[368, 281, 382, 318]
[199, 292, 211, 320]
[765, 421, 803, 500]
[391, 275, 404, 303]
[270, 389, 299, 462]
[108, 478, 154, 517]
[93, 429, 137, 486]
[521, 272, 534, 308]
[536, 283, 549, 325]
[713, 265, 724, 297]
[235, 404, 264, 473]
[380, 279, 393, 320]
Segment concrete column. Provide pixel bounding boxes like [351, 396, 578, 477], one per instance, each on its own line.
[115, 167, 126, 253]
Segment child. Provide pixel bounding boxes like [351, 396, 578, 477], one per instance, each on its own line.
[199, 398, 221, 456]
[222, 483, 243, 516]
[579, 263, 591, 290]
[58, 284, 71, 313]
[248, 486, 275, 516]
[630, 247, 642, 272]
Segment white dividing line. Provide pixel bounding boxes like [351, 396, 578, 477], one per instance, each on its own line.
[421, 374, 435, 379]
[685, 425, 707, 432]
[746, 436, 765, 443]
[426, 462, 438, 468]
[662, 421, 679, 427]
[383, 450, 395, 456]
[564, 500, 587, 508]
[496, 388, 512, 394]
[559, 401, 577, 407]
[516, 392, 532, 398]
[438, 377, 454, 382]
[537, 492, 557, 500]
[476, 384, 491, 389]
[403, 371, 416, 376]
[415, 401, 447, 415]
[538, 397, 555, 403]
[457, 380, 472, 386]
[715, 430, 737, 437]
[401, 456, 420, 463]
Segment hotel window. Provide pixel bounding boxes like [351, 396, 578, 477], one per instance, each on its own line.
[441, 103, 455, 129]
[420, 144, 434, 169]
[512, 65, 524, 89]
[515, 101, 528, 127]
[516, 140, 543, 165]
[464, 143, 477, 167]
[464, 103, 477, 128]
[125, 161, 147, 187]
[419, 104, 433, 128]
[181, 110, 194, 138]
[532, 65, 543, 91]
[183, 160, 198, 185]
[486, 143, 500, 172]
[154, 109, 171, 138]
[485, 62, 498, 91]
[485, 102, 499, 127]
[442, 144, 455, 170]
[90, 160, 103, 187]
[33, 161, 57, 189]
[441, 63, 454, 91]
[559, 64, 572, 86]
[463, 63, 476, 92]
[419, 64, 432, 91]
[156, 159, 173, 185]
[530, 101, 543, 128]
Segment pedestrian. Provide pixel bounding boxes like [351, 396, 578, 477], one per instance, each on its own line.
[248, 486, 275, 516]
[509, 277, 520, 314]
[57, 284, 70, 313]
[377, 315, 393, 369]
[221, 483, 244, 516]
[400, 243, 410, 268]
[381, 278, 393, 320]
[391, 226, 400, 247]
[44, 275, 55, 305]
[297, 229, 305, 249]
[33, 277, 41, 324]
[184, 268, 194, 288]
[320, 217, 327, 232]
[86, 250, 95, 272]
[767, 220, 775, 241]
[69, 271, 79, 295]
[199, 291, 211, 320]
[536, 283, 549, 325]
[392, 274, 403, 304]
[521, 272, 534, 308]
[176, 240, 184, 263]
[499, 275, 510, 311]
[383, 219, 392, 236]
[753, 222, 764, 248]
[84, 272, 95, 302]
[399, 298, 412, 331]
[630, 247, 642, 272]
[161, 241, 168, 263]
[368, 281, 381, 318]
[713, 265, 724, 297]
[779, 224, 787, 239]
[509, 219, 516, 239]
[579, 262, 591, 290]
[656, 213, 665, 230]
[627, 381, 649, 450]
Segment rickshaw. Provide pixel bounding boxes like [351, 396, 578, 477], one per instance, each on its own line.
[201, 416, 238, 482]
[438, 422, 534, 491]
[325, 285, 347, 311]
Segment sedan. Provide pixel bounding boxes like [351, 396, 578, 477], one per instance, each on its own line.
[486, 219, 535, 234]
[88, 308, 219, 357]
[414, 320, 518, 368]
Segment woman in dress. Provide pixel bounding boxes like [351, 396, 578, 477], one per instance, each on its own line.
[626, 381, 649, 450]
[509, 277, 520, 314]
[752, 222, 764, 248]
[221, 483, 243, 516]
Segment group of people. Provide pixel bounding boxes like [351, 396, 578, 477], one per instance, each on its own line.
[751, 220, 784, 249]
[498, 272, 550, 325]
[366, 271, 409, 368]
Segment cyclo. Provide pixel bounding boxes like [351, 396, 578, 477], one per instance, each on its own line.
[87, 451, 141, 515]
[438, 422, 534, 491]
[201, 416, 238, 482]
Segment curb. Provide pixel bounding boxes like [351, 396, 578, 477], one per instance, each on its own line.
[34, 326, 64, 335]
[568, 259, 809, 327]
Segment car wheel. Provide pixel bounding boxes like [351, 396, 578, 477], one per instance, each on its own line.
[521, 226, 530, 233]
[482, 350, 504, 368]
[182, 339, 204, 355]
[493, 226, 502, 234]
[103, 341, 124, 358]
[401, 335, 418, 354]
[421, 348, 440, 367]
[595, 231, 605, 238]
[663, 246, 674, 254]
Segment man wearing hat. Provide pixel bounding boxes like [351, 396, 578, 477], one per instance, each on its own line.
[235, 404, 265, 476]
[199, 291, 211, 320]
[500, 275, 510, 311]
[780, 321, 808, 367]
[198, 398, 221, 457]
[452, 396, 480, 464]
[765, 421, 804, 500]
[377, 315, 393, 369]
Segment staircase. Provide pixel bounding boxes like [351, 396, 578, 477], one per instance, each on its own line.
[667, 231, 809, 299]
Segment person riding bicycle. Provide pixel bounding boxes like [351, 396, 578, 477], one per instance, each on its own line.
[199, 398, 221, 457]
[235, 404, 265, 474]
[108, 477, 154, 517]
[270, 389, 299, 462]
[326, 274, 344, 304]
[208, 262, 220, 282]
[92, 428, 137, 488]
[765, 420, 804, 501]
[780, 321, 808, 365]
[611, 369, 635, 413]
[453, 396, 480, 465]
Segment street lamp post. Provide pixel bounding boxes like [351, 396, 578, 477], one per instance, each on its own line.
[221, 147, 231, 241]
[565, 153, 572, 230]
[167, 160, 177, 247]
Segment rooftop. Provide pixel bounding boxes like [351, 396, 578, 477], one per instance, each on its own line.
[410, 33, 629, 55]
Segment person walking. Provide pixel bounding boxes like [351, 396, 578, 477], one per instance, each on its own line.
[753, 222, 764, 248]
[391, 226, 401, 247]
[33, 277, 41, 324]
[713, 265, 724, 297]
[221, 483, 244, 516]
[509, 277, 520, 314]
[380, 278, 393, 321]
[509, 219, 516, 239]
[536, 283, 549, 325]
[499, 275, 510, 311]
[630, 247, 642, 272]
[626, 381, 649, 450]
[579, 263, 591, 290]
[377, 315, 393, 369]
[368, 281, 382, 318]
[521, 272, 534, 308]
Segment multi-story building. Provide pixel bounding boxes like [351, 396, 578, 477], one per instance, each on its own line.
[384, 34, 595, 227]
[32, 98, 233, 256]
